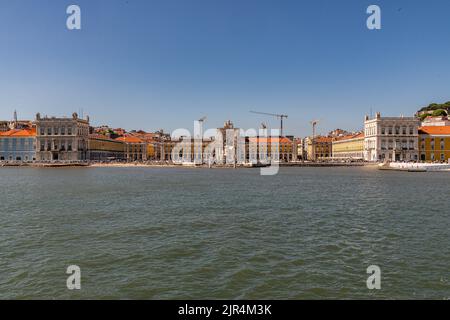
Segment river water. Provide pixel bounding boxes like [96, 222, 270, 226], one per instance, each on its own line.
[0, 166, 449, 299]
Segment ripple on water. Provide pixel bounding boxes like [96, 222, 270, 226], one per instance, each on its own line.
[0, 167, 449, 299]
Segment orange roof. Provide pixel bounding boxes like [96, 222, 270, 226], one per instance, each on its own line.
[248, 137, 293, 143]
[333, 132, 364, 142]
[115, 136, 144, 143]
[419, 126, 450, 135]
[89, 134, 119, 142]
[315, 136, 333, 143]
[0, 128, 36, 137]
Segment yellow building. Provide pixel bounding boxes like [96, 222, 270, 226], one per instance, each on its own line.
[115, 136, 147, 162]
[88, 134, 126, 161]
[419, 126, 450, 162]
[332, 132, 364, 160]
[305, 136, 332, 161]
[247, 136, 294, 163]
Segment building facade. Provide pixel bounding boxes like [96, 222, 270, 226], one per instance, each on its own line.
[418, 126, 450, 162]
[0, 121, 8, 132]
[35, 113, 90, 161]
[88, 134, 126, 161]
[421, 116, 450, 127]
[332, 132, 364, 160]
[115, 136, 147, 162]
[0, 128, 36, 161]
[364, 113, 420, 162]
[294, 138, 305, 161]
[247, 136, 294, 163]
[305, 136, 332, 161]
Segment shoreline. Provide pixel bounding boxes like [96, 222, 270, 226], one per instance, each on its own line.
[2, 162, 449, 171]
[1, 162, 372, 169]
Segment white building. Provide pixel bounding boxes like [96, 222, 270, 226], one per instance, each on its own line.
[364, 112, 420, 162]
[421, 116, 450, 127]
[35, 112, 90, 162]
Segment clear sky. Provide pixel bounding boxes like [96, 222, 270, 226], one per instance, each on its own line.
[1, 0, 450, 137]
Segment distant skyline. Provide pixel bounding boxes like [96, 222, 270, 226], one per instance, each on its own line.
[1, 0, 450, 136]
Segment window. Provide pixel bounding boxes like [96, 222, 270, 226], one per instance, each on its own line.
[389, 127, 392, 135]
[441, 153, 445, 161]
[40, 127, 45, 135]
[47, 127, 52, 135]
[68, 127, 72, 135]
[402, 140, 407, 150]
[381, 127, 385, 135]
[395, 127, 400, 135]
[61, 127, 65, 135]
[402, 127, 406, 135]
[410, 127, 414, 135]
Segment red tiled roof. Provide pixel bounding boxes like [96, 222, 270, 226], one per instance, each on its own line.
[419, 126, 450, 135]
[0, 128, 36, 137]
[314, 136, 333, 143]
[115, 136, 144, 143]
[89, 134, 121, 142]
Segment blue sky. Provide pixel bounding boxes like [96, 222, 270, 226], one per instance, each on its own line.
[1, 0, 450, 136]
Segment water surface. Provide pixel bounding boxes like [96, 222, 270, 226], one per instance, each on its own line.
[0, 167, 449, 299]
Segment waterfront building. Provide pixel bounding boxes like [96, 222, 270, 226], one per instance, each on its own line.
[293, 138, 305, 161]
[305, 136, 332, 161]
[332, 132, 365, 160]
[88, 134, 126, 161]
[364, 112, 420, 162]
[0, 127, 36, 161]
[115, 136, 147, 162]
[418, 126, 450, 162]
[35, 113, 90, 161]
[247, 136, 294, 163]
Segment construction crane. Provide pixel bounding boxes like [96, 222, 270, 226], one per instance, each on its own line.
[250, 111, 288, 136]
[310, 120, 319, 161]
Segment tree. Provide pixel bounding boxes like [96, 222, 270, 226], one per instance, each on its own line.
[432, 109, 447, 117]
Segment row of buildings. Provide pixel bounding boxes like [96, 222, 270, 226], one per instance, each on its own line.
[303, 112, 450, 163]
[0, 113, 296, 164]
[1, 111, 450, 164]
